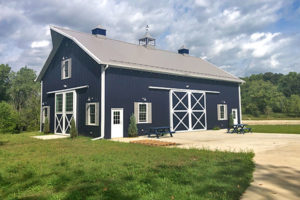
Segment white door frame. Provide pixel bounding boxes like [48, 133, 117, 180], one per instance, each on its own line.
[111, 108, 124, 138]
[54, 90, 77, 134]
[232, 108, 238, 125]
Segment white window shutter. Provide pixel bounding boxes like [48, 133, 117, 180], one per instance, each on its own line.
[217, 105, 221, 120]
[95, 102, 99, 126]
[147, 103, 152, 123]
[85, 103, 89, 125]
[224, 105, 228, 120]
[46, 106, 50, 123]
[61, 60, 64, 79]
[68, 58, 72, 78]
[134, 102, 138, 122]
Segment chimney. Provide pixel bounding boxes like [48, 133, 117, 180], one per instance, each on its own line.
[92, 25, 106, 37]
[178, 45, 189, 55]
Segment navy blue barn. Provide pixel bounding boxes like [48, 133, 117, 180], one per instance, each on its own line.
[37, 26, 244, 139]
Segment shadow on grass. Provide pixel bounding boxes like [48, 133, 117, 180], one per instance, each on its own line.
[243, 163, 300, 199]
[0, 140, 8, 146]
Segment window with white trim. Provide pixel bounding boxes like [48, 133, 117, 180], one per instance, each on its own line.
[134, 102, 152, 124]
[217, 104, 227, 120]
[86, 102, 99, 126]
[61, 58, 72, 79]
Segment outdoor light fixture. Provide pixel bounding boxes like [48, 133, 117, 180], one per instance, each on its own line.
[186, 85, 190, 88]
[142, 97, 147, 101]
[63, 84, 67, 88]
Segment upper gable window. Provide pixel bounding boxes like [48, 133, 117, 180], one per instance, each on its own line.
[61, 58, 72, 79]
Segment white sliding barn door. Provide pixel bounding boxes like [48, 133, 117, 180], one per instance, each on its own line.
[170, 90, 206, 132]
[55, 91, 77, 134]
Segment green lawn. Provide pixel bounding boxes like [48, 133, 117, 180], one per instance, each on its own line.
[0, 132, 254, 200]
[251, 125, 300, 134]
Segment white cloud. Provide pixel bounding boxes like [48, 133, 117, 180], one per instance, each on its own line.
[270, 54, 280, 67]
[31, 40, 50, 48]
[242, 32, 281, 57]
[0, 0, 299, 77]
[194, 0, 209, 7]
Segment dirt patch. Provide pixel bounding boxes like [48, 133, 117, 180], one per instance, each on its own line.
[130, 139, 177, 146]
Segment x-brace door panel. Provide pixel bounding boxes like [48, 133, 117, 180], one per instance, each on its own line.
[170, 90, 207, 132]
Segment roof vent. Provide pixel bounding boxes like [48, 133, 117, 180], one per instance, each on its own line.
[178, 45, 189, 55]
[92, 25, 106, 37]
[139, 25, 156, 47]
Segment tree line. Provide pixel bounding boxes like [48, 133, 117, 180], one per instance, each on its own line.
[1, 63, 300, 133]
[0, 64, 40, 133]
[241, 72, 300, 117]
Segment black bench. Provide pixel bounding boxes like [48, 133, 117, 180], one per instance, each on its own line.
[148, 127, 175, 138]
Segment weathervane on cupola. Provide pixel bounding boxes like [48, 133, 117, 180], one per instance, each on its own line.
[139, 25, 156, 47]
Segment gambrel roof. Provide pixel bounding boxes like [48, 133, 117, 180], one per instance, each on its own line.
[37, 26, 243, 83]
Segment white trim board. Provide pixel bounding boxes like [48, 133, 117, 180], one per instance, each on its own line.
[40, 81, 43, 132]
[238, 85, 242, 123]
[149, 86, 220, 94]
[100, 65, 107, 139]
[47, 85, 89, 94]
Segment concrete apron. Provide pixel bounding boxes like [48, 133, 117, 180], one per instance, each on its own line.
[112, 130, 300, 200]
[33, 134, 69, 140]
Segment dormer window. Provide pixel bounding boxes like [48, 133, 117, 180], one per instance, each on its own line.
[61, 58, 72, 79]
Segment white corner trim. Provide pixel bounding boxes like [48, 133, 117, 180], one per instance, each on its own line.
[47, 85, 89, 94]
[238, 85, 242, 123]
[40, 81, 43, 132]
[149, 86, 220, 94]
[100, 64, 108, 139]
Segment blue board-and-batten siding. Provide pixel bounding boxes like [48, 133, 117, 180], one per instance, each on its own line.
[105, 67, 241, 138]
[41, 38, 102, 137]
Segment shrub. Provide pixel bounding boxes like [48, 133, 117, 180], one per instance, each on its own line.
[70, 118, 78, 138]
[43, 117, 50, 134]
[212, 126, 220, 130]
[0, 101, 19, 133]
[128, 114, 138, 137]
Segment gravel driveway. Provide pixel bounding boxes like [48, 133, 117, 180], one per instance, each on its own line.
[112, 130, 300, 199]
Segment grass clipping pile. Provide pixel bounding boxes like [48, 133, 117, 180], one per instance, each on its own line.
[130, 139, 177, 146]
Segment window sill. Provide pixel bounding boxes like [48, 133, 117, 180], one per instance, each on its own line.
[61, 77, 71, 80]
[86, 124, 98, 126]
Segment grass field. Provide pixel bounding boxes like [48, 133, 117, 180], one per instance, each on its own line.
[0, 132, 254, 200]
[251, 125, 300, 134]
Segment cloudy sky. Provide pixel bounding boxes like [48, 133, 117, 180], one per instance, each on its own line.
[0, 0, 299, 77]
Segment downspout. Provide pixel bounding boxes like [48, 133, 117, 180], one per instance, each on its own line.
[92, 64, 108, 140]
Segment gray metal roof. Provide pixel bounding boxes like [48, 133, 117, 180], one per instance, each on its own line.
[37, 26, 243, 83]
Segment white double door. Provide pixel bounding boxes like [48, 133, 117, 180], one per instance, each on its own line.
[170, 90, 207, 132]
[55, 91, 77, 134]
